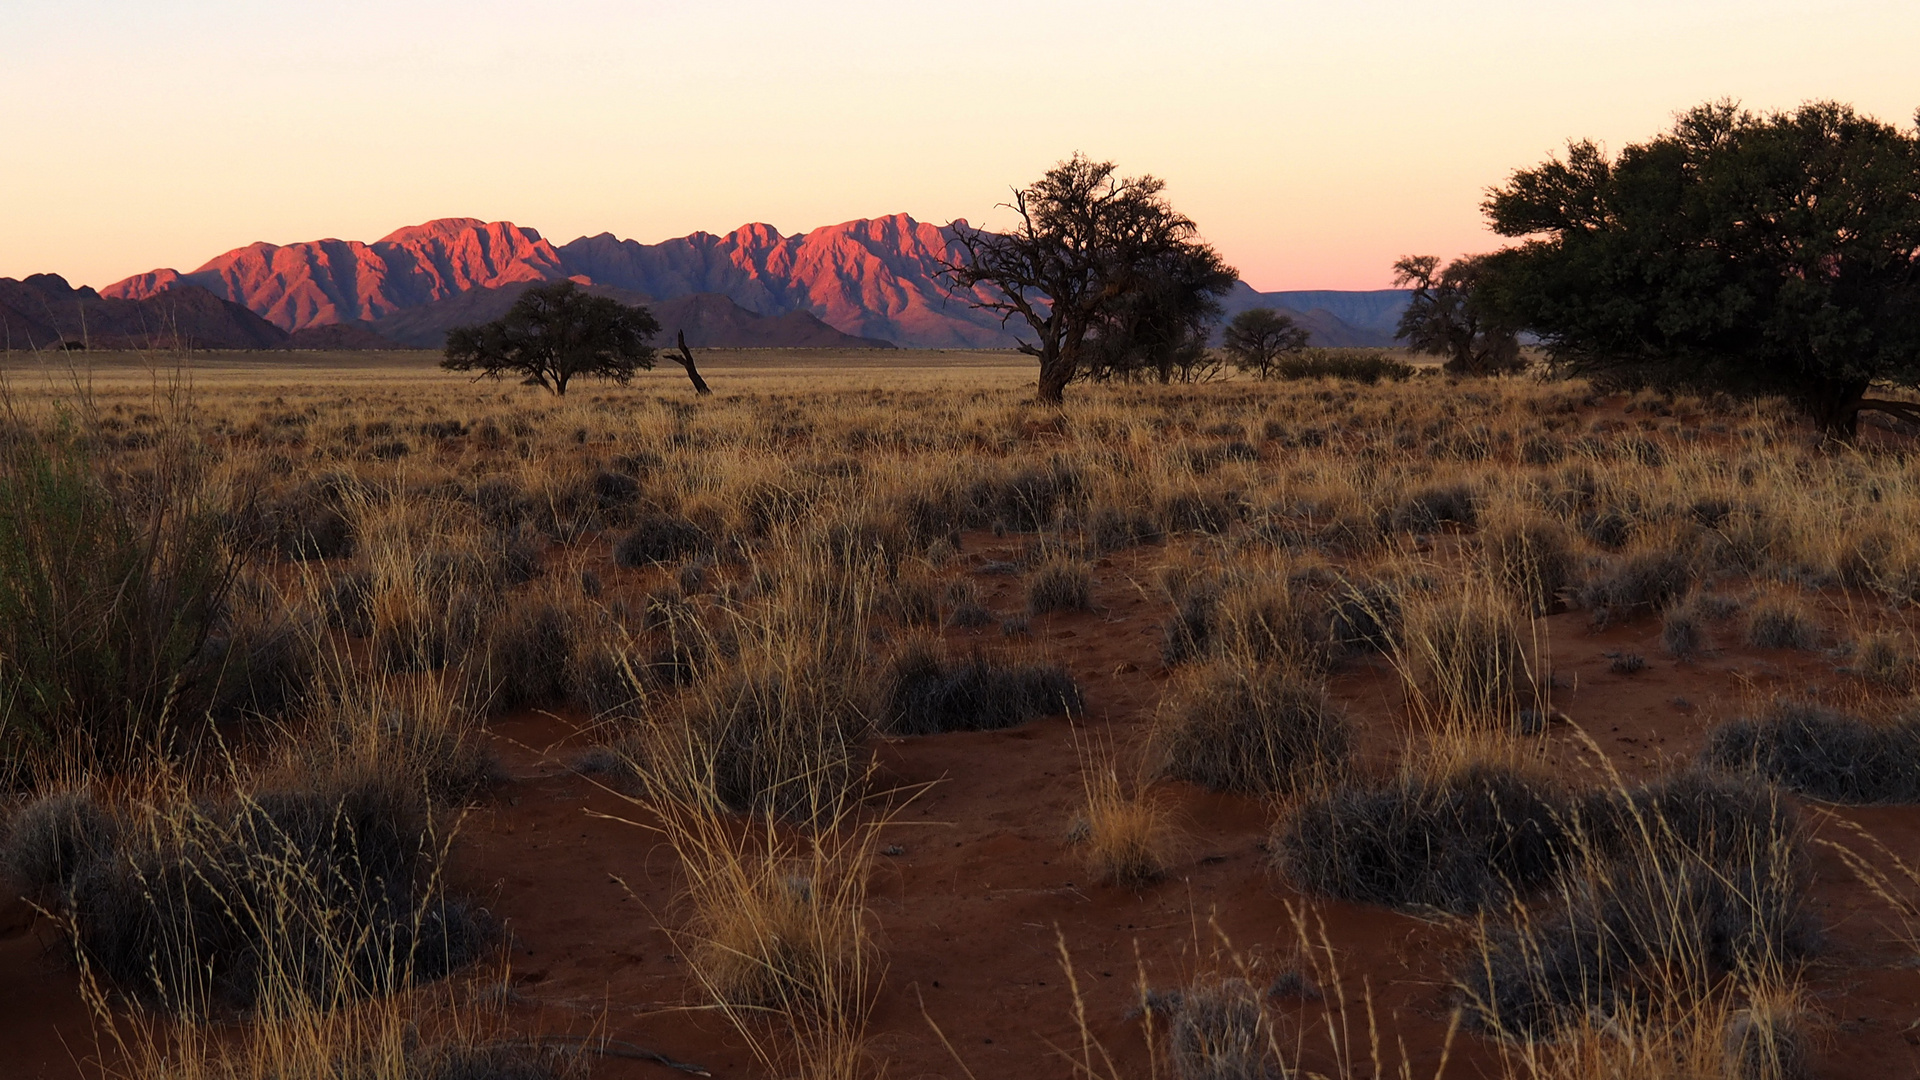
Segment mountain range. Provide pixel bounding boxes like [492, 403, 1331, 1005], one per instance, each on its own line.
[0, 273, 285, 351]
[43, 214, 1411, 351]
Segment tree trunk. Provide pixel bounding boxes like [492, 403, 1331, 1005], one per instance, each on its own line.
[1806, 378, 1868, 439]
[1037, 351, 1073, 405]
[674, 331, 712, 395]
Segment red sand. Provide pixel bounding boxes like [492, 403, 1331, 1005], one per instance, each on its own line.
[4, 532, 1920, 1079]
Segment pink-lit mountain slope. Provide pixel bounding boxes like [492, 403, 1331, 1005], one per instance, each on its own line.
[104, 215, 1412, 349]
[104, 219, 566, 332]
[556, 214, 1014, 348]
[369, 283, 892, 350]
[106, 215, 1012, 347]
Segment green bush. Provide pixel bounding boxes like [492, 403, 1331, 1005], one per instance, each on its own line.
[1268, 349, 1416, 384]
[0, 431, 234, 773]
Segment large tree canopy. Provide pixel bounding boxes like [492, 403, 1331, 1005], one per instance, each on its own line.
[442, 280, 659, 397]
[1479, 100, 1920, 435]
[943, 155, 1236, 404]
[1392, 254, 1523, 376]
[1082, 243, 1238, 383]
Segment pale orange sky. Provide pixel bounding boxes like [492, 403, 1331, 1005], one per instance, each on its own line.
[3, 0, 1916, 292]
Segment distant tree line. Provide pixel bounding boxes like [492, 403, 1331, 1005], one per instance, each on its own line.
[451, 106, 1920, 433]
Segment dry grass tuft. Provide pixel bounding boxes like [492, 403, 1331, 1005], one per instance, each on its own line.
[876, 638, 1081, 735]
[1149, 660, 1350, 795]
[1161, 976, 1271, 1080]
[1026, 557, 1093, 614]
[1744, 592, 1822, 650]
[1274, 760, 1577, 913]
[1072, 743, 1171, 890]
[1704, 699, 1920, 804]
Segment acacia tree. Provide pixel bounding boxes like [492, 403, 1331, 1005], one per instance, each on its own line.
[1479, 100, 1920, 436]
[942, 154, 1235, 404]
[1220, 308, 1311, 378]
[442, 280, 659, 397]
[1392, 254, 1523, 375]
[1083, 245, 1237, 383]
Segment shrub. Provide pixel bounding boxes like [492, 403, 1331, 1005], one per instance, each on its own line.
[1462, 772, 1814, 1038]
[1163, 575, 1334, 669]
[672, 628, 870, 821]
[1582, 769, 1804, 867]
[1578, 551, 1693, 625]
[44, 778, 491, 1010]
[1160, 490, 1237, 534]
[1326, 578, 1402, 654]
[1089, 505, 1164, 552]
[883, 576, 942, 628]
[1578, 507, 1635, 550]
[483, 593, 576, 710]
[415, 1043, 573, 1080]
[1402, 592, 1537, 729]
[206, 587, 317, 722]
[876, 641, 1081, 735]
[1269, 349, 1415, 384]
[471, 477, 533, 529]
[1026, 558, 1092, 614]
[588, 469, 642, 514]
[301, 678, 499, 805]
[1485, 519, 1577, 614]
[1744, 594, 1821, 650]
[1151, 662, 1351, 795]
[1392, 483, 1479, 532]
[1661, 607, 1704, 657]
[1703, 700, 1920, 804]
[942, 579, 995, 630]
[1, 790, 118, 904]
[612, 513, 709, 567]
[968, 463, 1079, 531]
[1159, 977, 1271, 1080]
[325, 569, 375, 637]
[1274, 762, 1577, 913]
[265, 477, 358, 560]
[369, 571, 490, 675]
[1853, 631, 1916, 689]
[0, 433, 235, 772]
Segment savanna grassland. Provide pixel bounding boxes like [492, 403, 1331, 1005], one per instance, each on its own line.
[3, 348, 1920, 1080]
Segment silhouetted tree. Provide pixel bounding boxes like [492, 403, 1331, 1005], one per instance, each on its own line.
[1083, 245, 1237, 383]
[942, 154, 1236, 404]
[442, 280, 659, 397]
[1392, 255, 1523, 375]
[1479, 100, 1920, 436]
[1221, 308, 1311, 379]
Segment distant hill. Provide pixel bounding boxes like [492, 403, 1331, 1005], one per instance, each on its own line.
[0, 273, 287, 351]
[1215, 282, 1411, 348]
[102, 215, 1409, 350]
[369, 282, 893, 350]
[282, 321, 409, 350]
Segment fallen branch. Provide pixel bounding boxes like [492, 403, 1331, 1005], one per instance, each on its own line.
[1858, 397, 1920, 426]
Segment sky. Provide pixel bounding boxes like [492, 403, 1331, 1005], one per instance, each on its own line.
[3, 0, 1917, 292]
